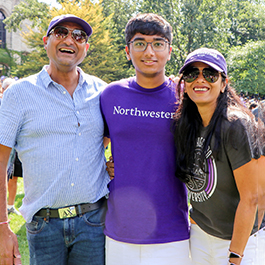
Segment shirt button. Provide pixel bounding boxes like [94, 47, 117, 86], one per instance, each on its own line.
[71, 183, 74, 187]
[63, 91, 66, 94]
[76, 111, 80, 114]
[79, 133, 81, 136]
[75, 158, 79, 161]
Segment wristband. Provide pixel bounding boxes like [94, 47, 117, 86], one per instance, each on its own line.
[0, 219, 10, 225]
[228, 250, 244, 259]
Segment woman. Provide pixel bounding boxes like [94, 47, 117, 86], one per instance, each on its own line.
[174, 48, 265, 265]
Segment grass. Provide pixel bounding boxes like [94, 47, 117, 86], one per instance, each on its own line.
[9, 177, 29, 265]
[8, 145, 112, 265]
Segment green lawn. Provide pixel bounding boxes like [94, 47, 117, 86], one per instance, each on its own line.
[8, 145, 112, 264]
[9, 177, 29, 265]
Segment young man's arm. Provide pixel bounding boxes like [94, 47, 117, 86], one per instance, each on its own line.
[0, 144, 21, 265]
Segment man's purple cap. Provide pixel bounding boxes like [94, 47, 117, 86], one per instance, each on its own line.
[46, 14, 92, 38]
[179, 48, 227, 75]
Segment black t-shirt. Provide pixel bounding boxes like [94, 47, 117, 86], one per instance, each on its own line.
[187, 114, 261, 240]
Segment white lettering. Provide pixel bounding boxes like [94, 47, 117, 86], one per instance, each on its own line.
[150, 111, 155, 118]
[135, 108, 141, 116]
[189, 190, 208, 202]
[112, 105, 175, 120]
[113, 105, 119, 114]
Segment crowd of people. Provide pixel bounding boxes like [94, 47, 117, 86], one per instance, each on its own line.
[0, 12, 264, 265]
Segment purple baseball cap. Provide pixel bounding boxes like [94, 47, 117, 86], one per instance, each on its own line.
[46, 14, 92, 38]
[179, 48, 227, 75]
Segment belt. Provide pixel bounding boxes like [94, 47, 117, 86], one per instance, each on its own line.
[35, 197, 106, 219]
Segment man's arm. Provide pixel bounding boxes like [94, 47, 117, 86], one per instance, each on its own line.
[0, 144, 21, 265]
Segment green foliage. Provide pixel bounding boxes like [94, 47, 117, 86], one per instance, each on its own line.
[49, 0, 123, 83]
[4, 0, 265, 93]
[11, 28, 49, 78]
[4, 0, 128, 83]
[3, 0, 51, 32]
[101, 0, 138, 79]
[227, 40, 265, 95]
[224, 1, 265, 46]
[0, 48, 16, 67]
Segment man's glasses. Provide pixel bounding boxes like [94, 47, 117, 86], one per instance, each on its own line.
[182, 67, 222, 83]
[128, 39, 170, 52]
[48, 26, 88, 44]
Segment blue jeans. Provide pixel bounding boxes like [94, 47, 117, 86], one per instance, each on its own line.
[26, 202, 107, 265]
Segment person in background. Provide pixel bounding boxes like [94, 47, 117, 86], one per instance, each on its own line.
[0, 14, 110, 265]
[101, 13, 190, 265]
[0, 77, 14, 105]
[174, 47, 265, 265]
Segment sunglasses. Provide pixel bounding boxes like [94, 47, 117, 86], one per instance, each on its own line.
[48, 26, 88, 43]
[182, 67, 221, 83]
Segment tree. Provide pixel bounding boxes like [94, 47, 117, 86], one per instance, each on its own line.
[4, 0, 126, 83]
[136, 0, 265, 79]
[5, 0, 265, 90]
[101, 0, 138, 78]
[0, 48, 16, 76]
[4, 0, 51, 32]
[227, 40, 265, 95]
[224, 1, 265, 47]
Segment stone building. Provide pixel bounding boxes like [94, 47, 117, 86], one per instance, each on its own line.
[0, 0, 30, 76]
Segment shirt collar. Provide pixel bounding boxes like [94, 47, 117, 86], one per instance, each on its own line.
[40, 66, 86, 89]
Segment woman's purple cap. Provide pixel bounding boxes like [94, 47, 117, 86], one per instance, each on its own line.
[179, 48, 227, 75]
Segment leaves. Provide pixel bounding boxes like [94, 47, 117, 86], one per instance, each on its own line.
[3, 0, 265, 94]
[227, 40, 265, 95]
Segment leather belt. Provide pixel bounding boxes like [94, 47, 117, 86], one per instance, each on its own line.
[35, 197, 106, 219]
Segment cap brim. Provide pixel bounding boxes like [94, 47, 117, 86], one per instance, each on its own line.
[179, 59, 224, 74]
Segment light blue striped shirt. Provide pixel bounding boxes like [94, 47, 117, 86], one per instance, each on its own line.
[0, 66, 110, 222]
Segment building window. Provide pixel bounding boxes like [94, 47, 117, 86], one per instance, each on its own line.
[0, 11, 6, 48]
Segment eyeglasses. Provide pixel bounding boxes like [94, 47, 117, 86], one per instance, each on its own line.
[48, 26, 88, 43]
[128, 39, 170, 52]
[182, 67, 221, 83]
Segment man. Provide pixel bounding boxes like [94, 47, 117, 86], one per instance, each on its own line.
[0, 14, 109, 265]
[0, 77, 22, 216]
[100, 13, 190, 265]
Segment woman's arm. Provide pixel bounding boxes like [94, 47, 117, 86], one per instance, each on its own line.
[258, 156, 265, 229]
[229, 158, 259, 265]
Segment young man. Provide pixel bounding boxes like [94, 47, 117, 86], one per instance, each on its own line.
[100, 13, 190, 265]
[0, 14, 109, 265]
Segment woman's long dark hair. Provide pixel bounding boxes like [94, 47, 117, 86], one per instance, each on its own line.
[173, 76, 257, 183]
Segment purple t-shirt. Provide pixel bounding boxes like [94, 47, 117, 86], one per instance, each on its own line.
[100, 77, 189, 244]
